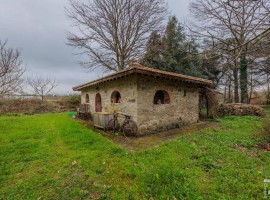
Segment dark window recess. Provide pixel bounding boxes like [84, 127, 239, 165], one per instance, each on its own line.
[154, 90, 170, 104]
[111, 91, 121, 103]
[85, 94, 90, 103]
[184, 90, 187, 97]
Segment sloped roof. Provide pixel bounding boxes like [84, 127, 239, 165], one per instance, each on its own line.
[73, 63, 213, 91]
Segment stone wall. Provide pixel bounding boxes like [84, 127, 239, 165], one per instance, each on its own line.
[137, 75, 200, 134]
[80, 74, 200, 134]
[81, 75, 138, 123]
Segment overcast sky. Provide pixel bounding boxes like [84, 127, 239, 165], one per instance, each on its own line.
[0, 0, 192, 94]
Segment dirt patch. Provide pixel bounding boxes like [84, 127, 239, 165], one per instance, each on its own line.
[253, 143, 270, 152]
[234, 144, 260, 157]
[81, 120, 219, 151]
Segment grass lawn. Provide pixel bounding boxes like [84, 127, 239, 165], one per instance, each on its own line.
[1, 113, 270, 199]
[263, 105, 270, 111]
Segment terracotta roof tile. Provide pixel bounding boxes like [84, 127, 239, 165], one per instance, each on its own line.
[73, 63, 213, 91]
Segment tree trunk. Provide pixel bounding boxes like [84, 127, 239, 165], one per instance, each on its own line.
[267, 74, 270, 105]
[119, 56, 125, 71]
[228, 76, 231, 102]
[248, 75, 253, 104]
[240, 54, 248, 103]
[224, 85, 227, 103]
[224, 78, 228, 103]
[233, 68, 239, 103]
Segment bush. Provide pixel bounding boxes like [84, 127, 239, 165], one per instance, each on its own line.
[61, 94, 81, 111]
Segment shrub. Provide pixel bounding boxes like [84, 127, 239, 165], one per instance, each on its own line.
[61, 94, 81, 111]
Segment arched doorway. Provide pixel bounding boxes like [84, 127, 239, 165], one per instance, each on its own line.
[95, 93, 102, 112]
[154, 90, 170, 104]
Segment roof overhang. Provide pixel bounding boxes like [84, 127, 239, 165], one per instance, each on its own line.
[73, 63, 213, 91]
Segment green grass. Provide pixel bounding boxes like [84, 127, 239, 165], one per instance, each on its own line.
[1, 113, 270, 199]
[263, 105, 270, 111]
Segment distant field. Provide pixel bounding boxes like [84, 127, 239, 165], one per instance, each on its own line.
[0, 113, 270, 199]
[0, 95, 80, 115]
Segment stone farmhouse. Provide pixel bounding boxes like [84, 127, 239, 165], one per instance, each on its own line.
[73, 63, 213, 134]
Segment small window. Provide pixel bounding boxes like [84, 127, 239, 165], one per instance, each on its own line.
[111, 91, 121, 103]
[85, 94, 89, 103]
[184, 90, 187, 97]
[154, 90, 170, 104]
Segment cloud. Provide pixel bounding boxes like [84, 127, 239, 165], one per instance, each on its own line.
[0, 0, 192, 94]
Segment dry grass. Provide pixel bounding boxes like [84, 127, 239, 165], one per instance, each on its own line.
[0, 95, 80, 115]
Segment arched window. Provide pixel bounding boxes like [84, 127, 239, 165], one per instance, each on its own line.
[85, 94, 89, 103]
[111, 91, 121, 103]
[154, 90, 170, 104]
[95, 93, 102, 112]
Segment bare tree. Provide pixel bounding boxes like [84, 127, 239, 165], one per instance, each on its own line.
[27, 76, 58, 101]
[189, 0, 270, 103]
[0, 40, 25, 96]
[66, 0, 167, 72]
[257, 43, 270, 104]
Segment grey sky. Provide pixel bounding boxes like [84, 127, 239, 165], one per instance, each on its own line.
[0, 0, 192, 94]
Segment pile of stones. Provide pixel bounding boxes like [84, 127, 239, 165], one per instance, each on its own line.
[217, 103, 265, 117]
